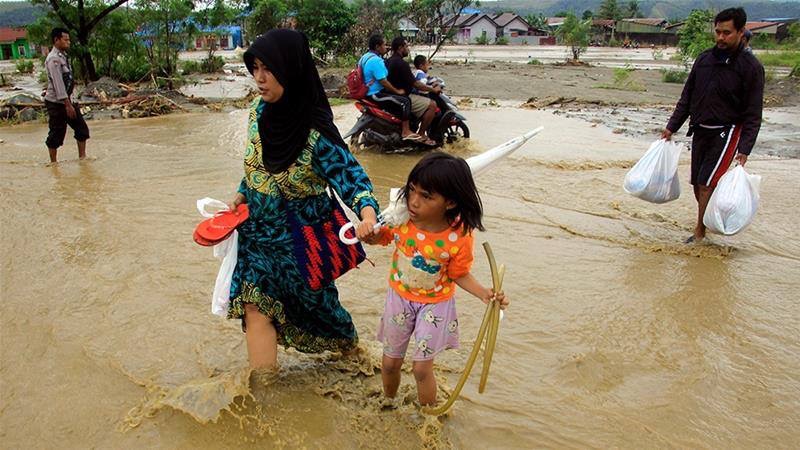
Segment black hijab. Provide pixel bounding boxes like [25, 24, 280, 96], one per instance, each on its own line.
[243, 29, 348, 173]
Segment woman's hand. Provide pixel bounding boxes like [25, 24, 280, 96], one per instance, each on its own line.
[356, 206, 378, 242]
[227, 193, 246, 212]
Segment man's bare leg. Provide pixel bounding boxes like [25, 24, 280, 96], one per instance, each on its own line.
[48, 147, 58, 164]
[418, 102, 436, 138]
[694, 185, 714, 241]
[77, 140, 86, 159]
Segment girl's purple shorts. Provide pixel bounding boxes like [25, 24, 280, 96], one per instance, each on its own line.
[377, 288, 460, 361]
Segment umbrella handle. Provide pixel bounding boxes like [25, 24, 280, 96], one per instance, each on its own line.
[338, 222, 381, 245]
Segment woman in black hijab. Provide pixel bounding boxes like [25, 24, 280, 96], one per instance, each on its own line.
[226, 29, 379, 369]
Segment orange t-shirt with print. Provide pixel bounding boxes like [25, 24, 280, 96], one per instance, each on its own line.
[376, 221, 474, 304]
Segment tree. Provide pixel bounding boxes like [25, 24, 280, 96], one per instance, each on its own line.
[137, 0, 197, 89]
[582, 10, 594, 21]
[556, 12, 590, 62]
[678, 9, 714, 60]
[407, 0, 475, 60]
[195, 0, 237, 66]
[291, 0, 356, 59]
[339, 0, 409, 58]
[597, 0, 622, 21]
[525, 13, 547, 30]
[248, 0, 289, 38]
[626, 0, 642, 19]
[30, 0, 131, 81]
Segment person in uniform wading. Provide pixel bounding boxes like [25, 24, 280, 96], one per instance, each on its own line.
[661, 7, 764, 243]
[44, 27, 90, 164]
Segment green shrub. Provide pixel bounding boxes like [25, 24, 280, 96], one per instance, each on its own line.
[331, 54, 358, 68]
[201, 55, 225, 73]
[113, 54, 152, 82]
[608, 37, 620, 47]
[597, 65, 646, 91]
[38, 71, 47, 84]
[652, 48, 664, 60]
[181, 60, 202, 75]
[474, 34, 489, 45]
[495, 36, 509, 45]
[15, 59, 34, 74]
[660, 68, 688, 83]
[527, 58, 543, 65]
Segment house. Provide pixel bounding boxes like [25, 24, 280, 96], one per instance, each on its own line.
[0, 27, 33, 60]
[545, 17, 566, 28]
[191, 24, 243, 51]
[492, 13, 531, 37]
[615, 18, 678, 46]
[398, 17, 420, 41]
[591, 19, 616, 44]
[746, 21, 790, 41]
[442, 13, 499, 44]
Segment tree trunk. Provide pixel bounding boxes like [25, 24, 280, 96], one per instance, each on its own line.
[77, 32, 99, 81]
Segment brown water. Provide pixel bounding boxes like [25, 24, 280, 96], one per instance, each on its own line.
[1, 105, 799, 448]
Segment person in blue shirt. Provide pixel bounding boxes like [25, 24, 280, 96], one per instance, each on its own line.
[358, 34, 423, 142]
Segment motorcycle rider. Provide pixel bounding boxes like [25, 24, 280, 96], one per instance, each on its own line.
[385, 36, 442, 146]
[359, 34, 420, 142]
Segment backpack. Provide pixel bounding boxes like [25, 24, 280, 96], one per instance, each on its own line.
[346, 54, 377, 100]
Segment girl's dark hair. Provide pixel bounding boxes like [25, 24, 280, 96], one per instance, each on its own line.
[402, 152, 485, 233]
[368, 34, 384, 51]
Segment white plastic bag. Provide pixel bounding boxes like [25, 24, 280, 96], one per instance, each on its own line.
[703, 165, 761, 235]
[624, 139, 683, 203]
[197, 197, 238, 317]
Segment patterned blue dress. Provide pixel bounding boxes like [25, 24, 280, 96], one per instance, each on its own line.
[228, 98, 379, 353]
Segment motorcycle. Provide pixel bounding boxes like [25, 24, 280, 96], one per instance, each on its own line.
[343, 89, 469, 153]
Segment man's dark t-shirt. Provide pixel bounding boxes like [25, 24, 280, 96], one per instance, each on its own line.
[385, 54, 416, 94]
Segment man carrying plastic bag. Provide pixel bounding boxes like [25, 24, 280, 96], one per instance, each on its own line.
[703, 165, 761, 235]
[624, 139, 683, 203]
[660, 7, 764, 243]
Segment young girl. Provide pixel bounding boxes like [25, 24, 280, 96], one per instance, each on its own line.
[364, 152, 509, 406]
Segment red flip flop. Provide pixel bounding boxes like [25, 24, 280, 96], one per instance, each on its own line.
[193, 228, 222, 246]
[195, 203, 249, 242]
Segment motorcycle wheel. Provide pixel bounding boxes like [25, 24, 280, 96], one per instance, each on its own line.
[445, 122, 470, 143]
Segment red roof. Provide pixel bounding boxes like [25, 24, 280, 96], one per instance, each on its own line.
[746, 21, 780, 31]
[0, 27, 27, 42]
[623, 18, 668, 26]
[593, 19, 615, 27]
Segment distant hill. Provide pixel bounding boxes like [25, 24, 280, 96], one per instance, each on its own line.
[479, 0, 800, 21]
[0, 1, 46, 27]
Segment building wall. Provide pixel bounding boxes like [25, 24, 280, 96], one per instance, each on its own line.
[502, 18, 530, 36]
[509, 35, 553, 45]
[0, 39, 31, 60]
[468, 18, 497, 43]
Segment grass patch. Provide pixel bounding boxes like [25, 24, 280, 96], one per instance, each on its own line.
[596, 65, 646, 91]
[756, 51, 800, 67]
[527, 58, 543, 65]
[661, 68, 688, 83]
[328, 97, 350, 107]
[15, 59, 34, 74]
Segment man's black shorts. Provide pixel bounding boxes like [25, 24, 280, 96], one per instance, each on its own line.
[45, 100, 90, 149]
[690, 124, 741, 188]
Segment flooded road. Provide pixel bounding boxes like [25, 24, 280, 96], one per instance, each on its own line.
[1, 104, 799, 448]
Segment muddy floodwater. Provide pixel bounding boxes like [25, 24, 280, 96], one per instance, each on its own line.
[1, 104, 799, 448]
